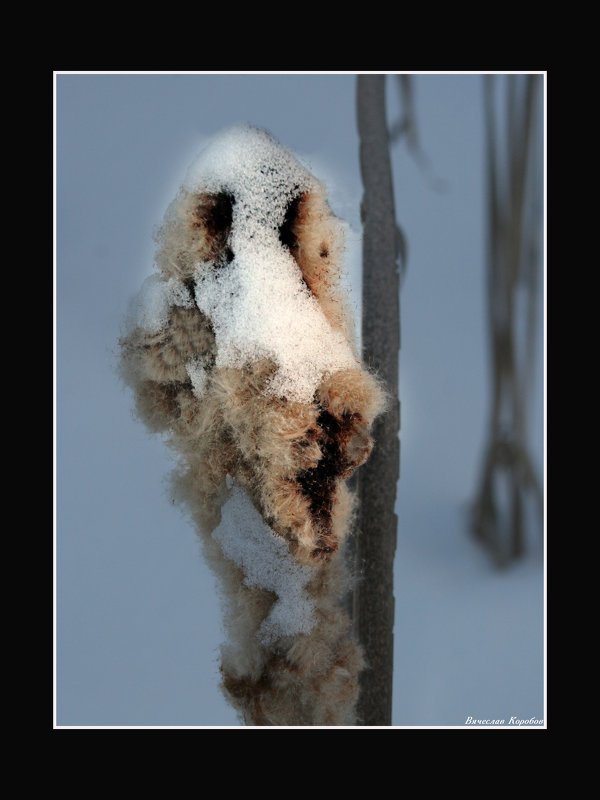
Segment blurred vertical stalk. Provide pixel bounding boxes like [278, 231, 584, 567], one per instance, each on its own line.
[471, 74, 544, 565]
[354, 74, 400, 725]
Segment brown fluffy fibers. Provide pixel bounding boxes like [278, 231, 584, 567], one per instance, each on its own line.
[119, 126, 386, 725]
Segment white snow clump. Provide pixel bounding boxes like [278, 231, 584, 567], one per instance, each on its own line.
[186, 124, 359, 403]
[212, 482, 317, 644]
[186, 356, 209, 398]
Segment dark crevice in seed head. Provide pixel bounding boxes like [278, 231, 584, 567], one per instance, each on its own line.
[296, 410, 360, 555]
[206, 191, 235, 237]
[193, 191, 236, 265]
[279, 193, 304, 254]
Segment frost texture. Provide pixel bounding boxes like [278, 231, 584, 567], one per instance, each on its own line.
[212, 483, 317, 644]
[186, 124, 359, 403]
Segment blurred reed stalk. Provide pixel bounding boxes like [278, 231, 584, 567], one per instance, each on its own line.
[471, 74, 544, 565]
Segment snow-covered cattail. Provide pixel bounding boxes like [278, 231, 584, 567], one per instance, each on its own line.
[119, 125, 386, 725]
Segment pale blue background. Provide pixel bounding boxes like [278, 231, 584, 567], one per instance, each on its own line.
[56, 73, 544, 727]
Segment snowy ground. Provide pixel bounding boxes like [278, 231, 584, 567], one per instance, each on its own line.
[55, 73, 545, 728]
[392, 494, 543, 726]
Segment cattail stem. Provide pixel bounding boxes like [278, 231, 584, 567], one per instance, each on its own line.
[354, 74, 401, 726]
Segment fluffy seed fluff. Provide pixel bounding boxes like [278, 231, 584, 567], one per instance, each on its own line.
[119, 124, 386, 726]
